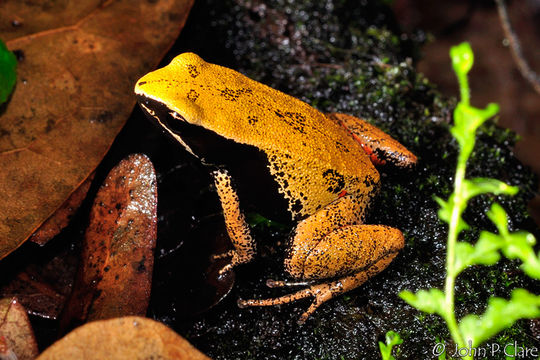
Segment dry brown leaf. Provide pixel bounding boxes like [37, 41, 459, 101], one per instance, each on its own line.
[0, 297, 38, 360]
[38, 316, 210, 360]
[0, 0, 194, 259]
[61, 154, 157, 330]
[30, 173, 95, 246]
[1, 272, 66, 321]
[0, 247, 78, 320]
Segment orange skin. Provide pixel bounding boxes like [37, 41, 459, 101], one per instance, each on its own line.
[134, 53, 417, 324]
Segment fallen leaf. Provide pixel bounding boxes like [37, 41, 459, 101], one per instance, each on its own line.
[2, 272, 66, 321]
[0, 0, 194, 259]
[38, 316, 210, 360]
[61, 154, 157, 330]
[0, 298, 38, 360]
[30, 173, 94, 246]
[0, 247, 78, 320]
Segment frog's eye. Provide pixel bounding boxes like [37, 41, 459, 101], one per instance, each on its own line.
[170, 112, 184, 121]
[160, 111, 188, 136]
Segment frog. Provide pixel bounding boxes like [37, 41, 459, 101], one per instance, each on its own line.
[134, 52, 417, 324]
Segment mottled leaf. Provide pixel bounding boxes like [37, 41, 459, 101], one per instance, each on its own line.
[61, 154, 157, 330]
[0, 248, 78, 320]
[30, 173, 94, 246]
[0, 298, 38, 360]
[0, 0, 194, 259]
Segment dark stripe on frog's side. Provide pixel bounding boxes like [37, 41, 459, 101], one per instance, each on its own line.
[137, 95, 292, 224]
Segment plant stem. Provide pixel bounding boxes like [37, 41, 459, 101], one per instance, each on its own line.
[457, 72, 470, 107]
[444, 152, 471, 359]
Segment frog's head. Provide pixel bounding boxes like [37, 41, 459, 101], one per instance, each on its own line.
[135, 52, 207, 119]
[134, 53, 220, 158]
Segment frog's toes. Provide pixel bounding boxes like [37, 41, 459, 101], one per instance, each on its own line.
[236, 280, 340, 325]
[212, 250, 248, 276]
[210, 250, 237, 276]
[266, 279, 311, 288]
[237, 287, 312, 311]
[210, 250, 235, 261]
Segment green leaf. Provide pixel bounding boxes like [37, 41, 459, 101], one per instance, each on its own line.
[453, 239, 500, 275]
[487, 203, 510, 234]
[434, 196, 451, 224]
[435, 195, 469, 232]
[450, 42, 474, 76]
[246, 212, 288, 230]
[385, 331, 403, 348]
[485, 204, 540, 279]
[467, 229, 540, 280]
[462, 178, 518, 202]
[459, 289, 540, 347]
[501, 232, 540, 279]
[462, 100, 499, 126]
[378, 331, 402, 360]
[473, 232, 503, 263]
[452, 104, 500, 152]
[399, 289, 446, 316]
[0, 38, 16, 104]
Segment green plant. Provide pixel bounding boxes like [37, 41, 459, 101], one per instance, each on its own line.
[0, 38, 16, 104]
[379, 331, 403, 360]
[399, 42, 540, 359]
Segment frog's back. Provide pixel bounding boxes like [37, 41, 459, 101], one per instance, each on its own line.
[137, 53, 379, 218]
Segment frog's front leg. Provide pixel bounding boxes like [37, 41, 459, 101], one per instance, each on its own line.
[238, 194, 404, 324]
[211, 168, 256, 275]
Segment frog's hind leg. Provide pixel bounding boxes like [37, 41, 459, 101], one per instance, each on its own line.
[327, 112, 417, 168]
[237, 193, 404, 323]
[238, 224, 403, 324]
[211, 168, 256, 275]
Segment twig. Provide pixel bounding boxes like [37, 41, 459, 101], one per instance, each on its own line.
[494, 0, 540, 95]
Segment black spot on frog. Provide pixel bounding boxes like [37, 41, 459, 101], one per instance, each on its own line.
[274, 110, 307, 134]
[322, 169, 346, 194]
[187, 64, 200, 78]
[248, 115, 258, 125]
[187, 89, 199, 102]
[220, 87, 253, 101]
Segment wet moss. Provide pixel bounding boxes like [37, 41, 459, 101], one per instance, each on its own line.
[153, 0, 539, 358]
